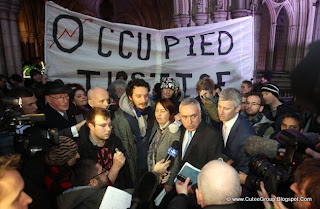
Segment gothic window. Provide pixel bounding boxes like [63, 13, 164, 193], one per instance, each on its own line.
[273, 7, 289, 71]
[257, 4, 270, 71]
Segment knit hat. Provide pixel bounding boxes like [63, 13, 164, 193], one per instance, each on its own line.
[45, 136, 78, 166]
[29, 69, 41, 79]
[160, 77, 179, 93]
[261, 83, 280, 98]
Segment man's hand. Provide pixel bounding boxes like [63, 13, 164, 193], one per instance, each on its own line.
[239, 171, 247, 185]
[161, 171, 171, 184]
[257, 181, 273, 209]
[153, 159, 170, 175]
[112, 151, 126, 170]
[271, 194, 288, 209]
[175, 178, 191, 196]
[75, 120, 86, 131]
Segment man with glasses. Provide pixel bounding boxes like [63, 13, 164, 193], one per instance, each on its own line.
[44, 80, 85, 137]
[244, 92, 275, 138]
[76, 108, 133, 190]
[56, 159, 108, 209]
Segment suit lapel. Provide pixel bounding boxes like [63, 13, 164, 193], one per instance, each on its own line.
[183, 122, 204, 160]
[226, 117, 240, 147]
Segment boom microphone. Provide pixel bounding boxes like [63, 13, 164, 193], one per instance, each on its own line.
[130, 172, 158, 209]
[245, 136, 281, 158]
[16, 114, 46, 123]
[165, 141, 181, 170]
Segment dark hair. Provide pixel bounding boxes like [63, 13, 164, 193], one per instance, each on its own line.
[66, 83, 85, 91]
[86, 108, 111, 125]
[9, 74, 22, 82]
[242, 80, 253, 88]
[153, 83, 161, 95]
[156, 99, 175, 123]
[71, 159, 98, 186]
[116, 71, 128, 81]
[69, 88, 86, 102]
[126, 79, 150, 97]
[0, 74, 7, 81]
[246, 92, 265, 106]
[281, 112, 303, 129]
[8, 86, 34, 98]
[214, 85, 222, 91]
[196, 77, 215, 93]
[294, 159, 320, 209]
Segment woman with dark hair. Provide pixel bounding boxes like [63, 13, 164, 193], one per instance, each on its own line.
[148, 98, 180, 193]
[69, 88, 90, 122]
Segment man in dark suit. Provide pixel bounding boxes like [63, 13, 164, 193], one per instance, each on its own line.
[218, 88, 256, 174]
[44, 80, 85, 137]
[179, 98, 223, 170]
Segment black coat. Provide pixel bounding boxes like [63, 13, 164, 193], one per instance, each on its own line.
[179, 121, 223, 170]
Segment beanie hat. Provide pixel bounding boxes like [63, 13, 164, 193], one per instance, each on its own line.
[45, 136, 78, 166]
[160, 77, 179, 93]
[261, 83, 280, 98]
[29, 69, 41, 79]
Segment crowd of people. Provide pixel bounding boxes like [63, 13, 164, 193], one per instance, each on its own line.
[0, 44, 320, 209]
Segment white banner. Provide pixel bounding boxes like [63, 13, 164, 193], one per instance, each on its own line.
[45, 2, 254, 96]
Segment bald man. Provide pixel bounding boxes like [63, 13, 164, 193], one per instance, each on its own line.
[168, 160, 241, 209]
[87, 87, 109, 109]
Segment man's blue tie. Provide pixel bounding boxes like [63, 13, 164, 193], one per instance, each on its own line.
[182, 131, 193, 159]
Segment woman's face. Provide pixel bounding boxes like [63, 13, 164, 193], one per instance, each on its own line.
[155, 102, 170, 126]
[73, 90, 88, 107]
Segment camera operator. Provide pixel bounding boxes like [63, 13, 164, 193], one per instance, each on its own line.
[257, 159, 319, 209]
[9, 87, 38, 115]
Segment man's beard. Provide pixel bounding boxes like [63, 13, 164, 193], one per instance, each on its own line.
[246, 111, 259, 117]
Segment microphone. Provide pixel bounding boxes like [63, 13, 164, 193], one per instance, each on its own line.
[216, 154, 234, 165]
[168, 120, 182, 133]
[164, 141, 181, 170]
[245, 136, 281, 159]
[130, 172, 158, 209]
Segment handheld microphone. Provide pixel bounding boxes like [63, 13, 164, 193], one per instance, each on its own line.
[216, 154, 234, 165]
[245, 136, 281, 159]
[130, 172, 158, 209]
[165, 141, 181, 170]
[168, 120, 182, 133]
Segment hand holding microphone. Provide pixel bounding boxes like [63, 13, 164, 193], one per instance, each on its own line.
[153, 159, 171, 175]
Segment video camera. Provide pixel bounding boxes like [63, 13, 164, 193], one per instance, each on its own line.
[245, 130, 310, 197]
[0, 97, 59, 156]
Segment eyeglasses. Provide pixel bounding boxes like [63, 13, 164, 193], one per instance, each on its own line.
[245, 102, 261, 106]
[48, 95, 69, 102]
[95, 123, 112, 129]
[90, 168, 107, 180]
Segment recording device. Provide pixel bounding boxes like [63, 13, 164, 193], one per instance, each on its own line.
[164, 141, 180, 170]
[245, 136, 284, 159]
[216, 153, 234, 165]
[130, 172, 158, 209]
[244, 131, 312, 197]
[176, 174, 193, 185]
[0, 97, 60, 156]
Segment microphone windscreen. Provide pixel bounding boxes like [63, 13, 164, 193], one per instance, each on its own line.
[245, 135, 280, 159]
[132, 172, 158, 205]
[171, 141, 181, 150]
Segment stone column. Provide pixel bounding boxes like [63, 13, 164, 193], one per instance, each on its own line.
[0, 0, 15, 76]
[9, 0, 22, 74]
[193, 0, 207, 26]
[313, 1, 320, 40]
[212, 0, 228, 22]
[266, 22, 277, 71]
[232, 0, 250, 19]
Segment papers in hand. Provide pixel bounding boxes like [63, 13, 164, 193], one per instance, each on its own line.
[174, 162, 201, 185]
[99, 186, 132, 209]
